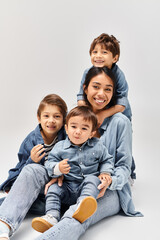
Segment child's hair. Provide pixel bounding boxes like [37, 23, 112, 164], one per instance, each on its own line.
[66, 106, 98, 132]
[83, 66, 117, 108]
[37, 94, 67, 123]
[89, 33, 120, 61]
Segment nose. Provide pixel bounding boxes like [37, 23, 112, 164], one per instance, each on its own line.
[49, 117, 56, 123]
[75, 128, 81, 135]
[97, 88, 105, 97]
[96, 51, 102, 57]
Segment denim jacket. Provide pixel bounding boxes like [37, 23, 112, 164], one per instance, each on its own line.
[0, 124, 65, 191]
[99, 113, 142, 216]
[45, 137, 114, 182]
[77, 64, 132, 120]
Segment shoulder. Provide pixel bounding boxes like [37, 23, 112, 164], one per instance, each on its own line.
[19, 125, 42, 148]
[112, 64, 125, 79]
[110, 113, 131, 128]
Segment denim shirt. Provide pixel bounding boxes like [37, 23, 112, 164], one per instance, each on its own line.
[0, 124, 65, 191]
[99, 113, 142, 216]
[77, 64, 132, 121]
[45, 137, 114, 182]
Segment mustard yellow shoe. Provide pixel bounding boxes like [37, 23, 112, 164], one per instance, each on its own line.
[72, 196, 97, 223]
[32, 214, 57, 233]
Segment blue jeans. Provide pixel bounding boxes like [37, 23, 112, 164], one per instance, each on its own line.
[36, 189, 120, 240]
[46, 175, 101, 220]
[0, 164, 49, 236]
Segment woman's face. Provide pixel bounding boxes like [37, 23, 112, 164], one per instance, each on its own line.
[84, 72, 114, 113]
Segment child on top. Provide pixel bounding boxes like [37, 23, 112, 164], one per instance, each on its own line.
[77, 33, 136, 180]
[0, 94, 67, 239]
[32, 106, 113, 233]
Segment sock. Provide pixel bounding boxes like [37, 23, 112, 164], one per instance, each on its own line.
[0, 221, 10, 239]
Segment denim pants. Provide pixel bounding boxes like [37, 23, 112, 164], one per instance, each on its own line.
[46, 175, 101, 221]
[36, 189, 120, 240]
[0, 164, 49, 236]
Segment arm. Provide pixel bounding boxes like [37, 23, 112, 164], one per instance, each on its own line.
[77, 68, 89, 103]
[113, 65, 130, 109]
[0, 139, 45, 191]
[96, 105, 125, 126]
[109, 116, 132, 190]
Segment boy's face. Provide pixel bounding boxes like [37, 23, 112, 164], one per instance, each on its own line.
[90, 44, 118, 69]
[37, 104, 63, 142]
[65, 116, 94, 146]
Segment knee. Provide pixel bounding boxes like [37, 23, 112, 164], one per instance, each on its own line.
[84, 175, 101, 185]
[20, 164, 48, 184]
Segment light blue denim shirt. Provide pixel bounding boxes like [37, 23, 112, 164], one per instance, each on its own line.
[45, 137, 114, 182]
[99, 113, 142, 216]
[77, 64, 132, 121]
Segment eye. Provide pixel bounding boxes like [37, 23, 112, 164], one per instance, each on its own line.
[71, 125, 76, 129]
[82, 127, 88, 131]
[92, 50, 97, 54]
[105, 88, 112, 92]
[102, 50, 107, 54]
[92, 85, 99, 89]
[55, 115, 61, 119]
[43, 114, 49, 118]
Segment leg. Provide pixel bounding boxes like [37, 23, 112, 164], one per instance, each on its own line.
[32, 182, 69, 233]
[0, 164, 49, 236]
[35, 189, 120, 240]
[72, 176, 101, 223]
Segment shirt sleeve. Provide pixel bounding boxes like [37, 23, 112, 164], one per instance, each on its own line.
[108, 116, 132, 190]
[99, 143, 114, 175]
[45, 143, 63, 178]
[77, 68, 89, 101]
[113, 65, 129, 108]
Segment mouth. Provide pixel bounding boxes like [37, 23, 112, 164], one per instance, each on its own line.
[94, 98, 106, 104]
[47, 125, 56, 130]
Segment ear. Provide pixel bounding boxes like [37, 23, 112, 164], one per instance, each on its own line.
[65, 124, 68, 135]
[83, 85, 88, 95]
[89, 131, 96, 139]
[113, 54, 119, 63]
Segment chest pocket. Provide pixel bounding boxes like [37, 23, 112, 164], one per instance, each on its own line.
[83, 150, 100, 167]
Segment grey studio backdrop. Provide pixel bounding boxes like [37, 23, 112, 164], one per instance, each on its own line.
[0, 0, 159, 240]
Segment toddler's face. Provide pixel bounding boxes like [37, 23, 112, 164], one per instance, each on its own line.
[65, 116, 94, 146]
[90, 44, 118, 69]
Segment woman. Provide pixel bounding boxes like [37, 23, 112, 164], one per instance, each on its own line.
[36, 66, 142, 240]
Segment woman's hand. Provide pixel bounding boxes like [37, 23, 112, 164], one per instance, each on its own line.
[59, 159, 71, 174]
[44, 175, 64, 195]
[97, 173, 112, 199]
[30, 144, 45, 163]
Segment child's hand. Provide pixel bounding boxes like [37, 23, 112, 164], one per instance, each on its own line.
[59, 159, 71, 174]
[31, 144, 45, 163]
[44, 175, 64, 195]
[77, 100, 87, 106]
[97, 173, 112, 199]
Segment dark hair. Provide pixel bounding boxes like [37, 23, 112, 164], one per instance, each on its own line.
[66, 106, 98, 132]
[89, 33, 120, 61]
[37, 94, 67, 124]
[83, 66, 117, 108]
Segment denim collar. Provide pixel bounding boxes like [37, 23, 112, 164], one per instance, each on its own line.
[63, 136, 95, 149]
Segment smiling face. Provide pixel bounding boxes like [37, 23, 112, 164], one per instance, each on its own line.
[37, 104, 63, 144]
[65, 116, 94, 146]
[90, 44, 118, 69]
[84, 72, 114, 113]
